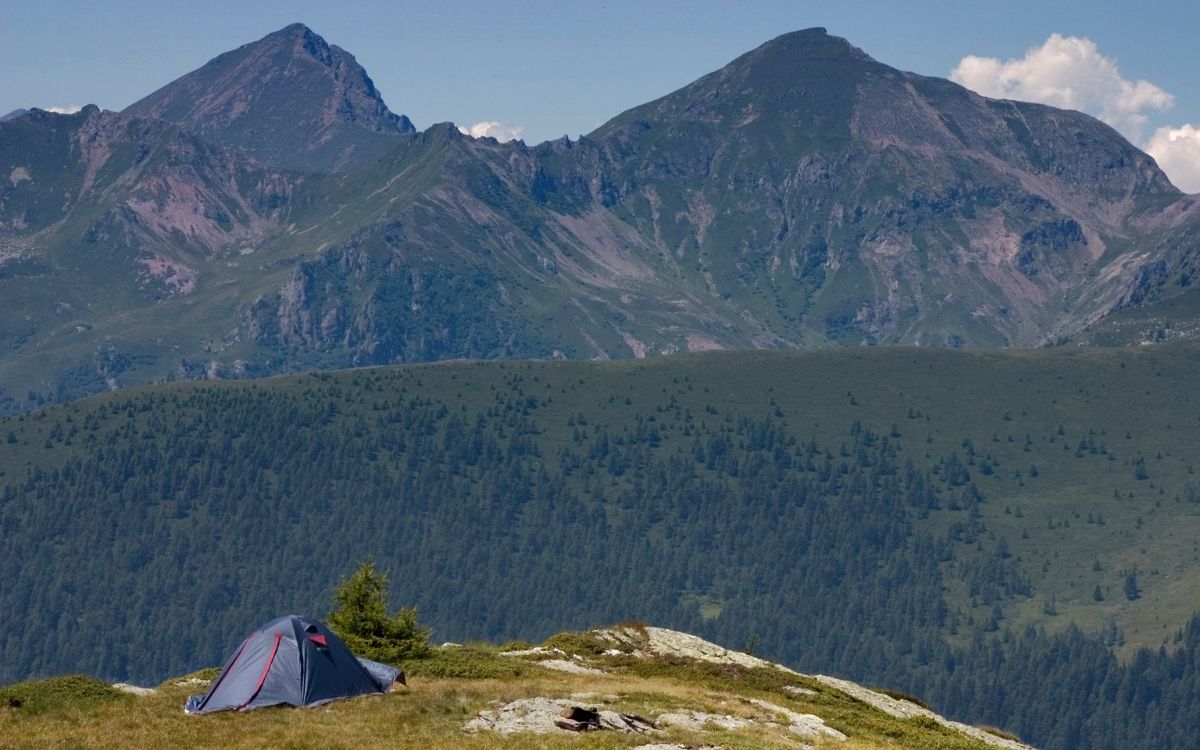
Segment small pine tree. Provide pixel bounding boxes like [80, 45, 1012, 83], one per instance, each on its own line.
[1123, 569, 1141, 601]
[328, 561, 432, 664]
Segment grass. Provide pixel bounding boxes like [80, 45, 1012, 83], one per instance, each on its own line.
[406, 646, 530, 680]
[0, 675, 128, 714]
[0, 638, 1012, 750]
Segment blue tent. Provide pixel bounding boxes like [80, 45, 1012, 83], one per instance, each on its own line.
[185, 615, 401, 713]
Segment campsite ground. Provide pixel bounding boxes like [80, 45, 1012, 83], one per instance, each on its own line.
[0, 631, 1018, 750]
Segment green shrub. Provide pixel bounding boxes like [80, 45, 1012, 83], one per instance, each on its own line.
[980, 724, 1023, 742]
[327, 561, 432, 665]
[874, 687, 933, 710]
[907, 715, 943, 731]
[159, 667, 220, 689]
[405, 646, 528, 679]
[0, 674, 127, 713]
[541, 629, 612, 657]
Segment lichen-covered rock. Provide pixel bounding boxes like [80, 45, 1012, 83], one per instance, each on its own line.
[538, 659, 605, 675]
[463, 697, 580, 735]
[655, 709, 754, 732]
[747, 697, 846, 741]
[463, 697, 655, 736]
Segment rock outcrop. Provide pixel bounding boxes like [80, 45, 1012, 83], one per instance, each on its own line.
[477, 625, 1036, 749]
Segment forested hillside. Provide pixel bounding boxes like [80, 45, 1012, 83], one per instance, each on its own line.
[3, 345, 1200, 749]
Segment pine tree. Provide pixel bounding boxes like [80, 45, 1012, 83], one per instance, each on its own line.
[327, 561, 432, 664]
[1123, 569, 1141, 601]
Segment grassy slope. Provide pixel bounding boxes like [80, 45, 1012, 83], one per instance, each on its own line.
[0, 635, 1011, 750]
[2, 344, 1198, 652]
[0, 124, 430, 409]
[1070, 288, 1200, 348]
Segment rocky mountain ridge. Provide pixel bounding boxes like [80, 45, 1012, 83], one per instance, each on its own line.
[1, 25, 1198, 411]
[124, 23, 415, 173]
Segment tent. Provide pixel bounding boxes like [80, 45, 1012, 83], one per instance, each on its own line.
[185, 614, 402, 713]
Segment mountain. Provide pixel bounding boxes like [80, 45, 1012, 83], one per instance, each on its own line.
[0, 626, 1033, 750]
[570, 28, 1196, 347]
[124, 23, 415, 172]
[2, 25, 1200, 413]
[0, 104, 313, 412]
[1068, 204, 1200, 345]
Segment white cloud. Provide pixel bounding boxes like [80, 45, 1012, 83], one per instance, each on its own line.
[46, 105, 82, 115]
[951, 35, 1200, 193]
[458, 121, 525, 143]
[950, 34, 1172, 142]
[1145, 124, 1200, 194]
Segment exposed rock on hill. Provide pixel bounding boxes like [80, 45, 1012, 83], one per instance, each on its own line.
[124, 23, 414, 172]
[479, 625, 1033, 749]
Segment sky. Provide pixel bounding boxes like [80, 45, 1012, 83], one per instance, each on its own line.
[3, 0, 1198, 191]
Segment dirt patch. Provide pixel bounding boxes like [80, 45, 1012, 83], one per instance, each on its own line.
[137, 254, 198, 296]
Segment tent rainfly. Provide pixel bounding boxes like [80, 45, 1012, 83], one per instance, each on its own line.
[185, 614, 402, 713]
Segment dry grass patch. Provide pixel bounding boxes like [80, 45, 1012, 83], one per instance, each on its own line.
[1, 642, 1011, 750]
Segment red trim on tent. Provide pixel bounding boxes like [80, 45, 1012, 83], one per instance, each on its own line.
[241, 632, 283, 709]
[309, 634, 327, 647]
[195, 634, 252, 712]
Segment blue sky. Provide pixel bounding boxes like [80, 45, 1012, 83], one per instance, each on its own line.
[4, 0, 1198, 189]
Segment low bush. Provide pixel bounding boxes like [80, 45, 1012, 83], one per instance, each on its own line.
[980, 724, 1022, 742]
[0, 674, 127, 713]
[874, 687, 932, 710]
[405, 646, 528, 679]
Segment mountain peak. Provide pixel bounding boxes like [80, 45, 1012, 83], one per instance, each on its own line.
[744, 26, 876, 67]
[590, 26, 879, 144]
[264, 22, 334, 65]
[124, 24, 414, 172]
[763, 26, 833, 43]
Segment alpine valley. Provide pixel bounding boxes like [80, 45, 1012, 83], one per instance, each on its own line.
[4, 23, 1200, 750]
